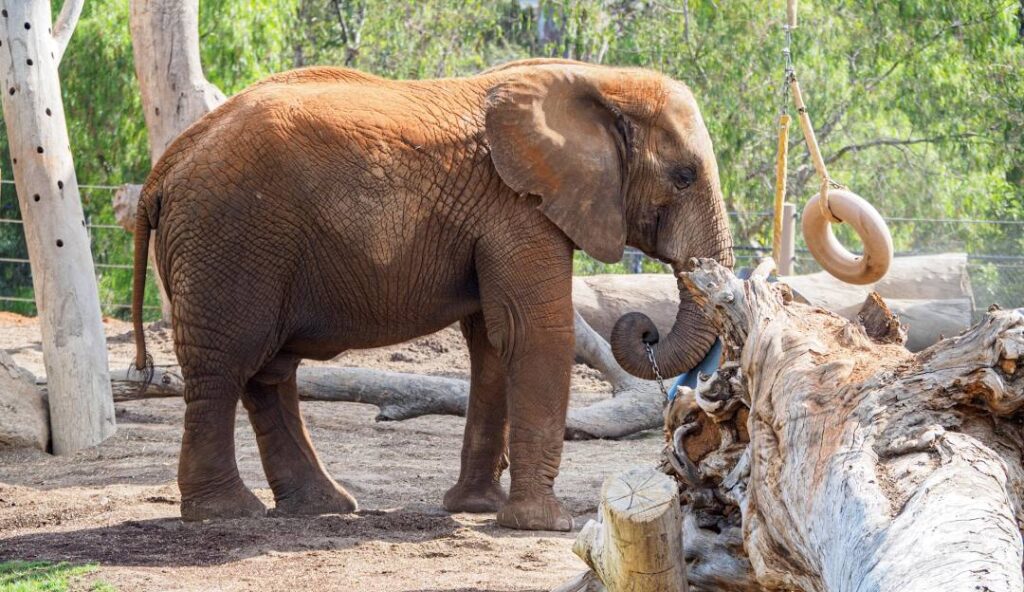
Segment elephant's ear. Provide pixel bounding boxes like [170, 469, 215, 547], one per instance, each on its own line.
[485, 68, 632, 264]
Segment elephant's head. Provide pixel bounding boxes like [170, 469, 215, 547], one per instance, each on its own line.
[484, 61, 733, 379]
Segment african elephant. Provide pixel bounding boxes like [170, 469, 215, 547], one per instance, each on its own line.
[131, 58, 734, 532]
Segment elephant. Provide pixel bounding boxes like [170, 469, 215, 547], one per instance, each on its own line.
[131, 58, 734, 532]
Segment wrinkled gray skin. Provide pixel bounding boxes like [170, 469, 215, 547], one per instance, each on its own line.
[131, 58, 733, 532]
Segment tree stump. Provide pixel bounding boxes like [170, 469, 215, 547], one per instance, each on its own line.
[573, 467, 687, 592]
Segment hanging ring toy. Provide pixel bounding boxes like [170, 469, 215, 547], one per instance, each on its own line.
[775, 0, 893, 285]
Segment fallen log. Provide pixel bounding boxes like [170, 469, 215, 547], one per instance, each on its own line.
[102, 313, 664, 440]
[781, 252, 974, 350]
[683, 260, 1021, 590]
[557, 259, 1023, 591]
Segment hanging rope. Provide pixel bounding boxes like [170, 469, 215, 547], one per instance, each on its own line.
[788, 76, 841, 223]
[771, 113, 790, 262]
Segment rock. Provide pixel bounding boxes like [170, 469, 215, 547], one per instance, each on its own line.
[0, 350, 49, 451]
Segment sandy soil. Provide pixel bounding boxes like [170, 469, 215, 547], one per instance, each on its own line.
[0, 313, 663, 591]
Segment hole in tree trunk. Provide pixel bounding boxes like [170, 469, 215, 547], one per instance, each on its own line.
[57, 180, 64, 189]
[24, 22, 30, 30]
[33, 194, 40, 202]
[36, 147, 43, 154]
[56, 240, 63, 247]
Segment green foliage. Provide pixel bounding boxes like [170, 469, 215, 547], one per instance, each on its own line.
[0, 561, 114, 592]
[0, 0, 1022, 316]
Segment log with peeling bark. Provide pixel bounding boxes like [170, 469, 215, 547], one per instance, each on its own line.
[556, 258, 1023, 591]
[100, 313, 664, 440]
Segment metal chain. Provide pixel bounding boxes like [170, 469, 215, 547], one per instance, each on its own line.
[779, 24, 795, 117]
[644, 342, 669, 400]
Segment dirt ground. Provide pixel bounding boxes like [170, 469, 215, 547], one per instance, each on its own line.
[0, 312, 663, 591]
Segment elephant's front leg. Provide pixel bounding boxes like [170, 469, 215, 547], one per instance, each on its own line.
[443, 312, 510, 513]
[477, 236, 575, 532]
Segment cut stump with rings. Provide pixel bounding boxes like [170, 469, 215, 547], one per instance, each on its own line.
[802, 189, 893, 285]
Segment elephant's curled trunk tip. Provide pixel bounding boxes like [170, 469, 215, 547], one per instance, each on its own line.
[609, 257, 721, 380]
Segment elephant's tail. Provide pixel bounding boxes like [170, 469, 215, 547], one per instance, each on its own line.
[132, 188, 157, 377]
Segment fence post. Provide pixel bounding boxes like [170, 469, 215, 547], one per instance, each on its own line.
[0, 0, 115, 453]
[779, 202, 796, 275]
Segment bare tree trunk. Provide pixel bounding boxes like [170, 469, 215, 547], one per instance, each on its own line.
[0, 0, 115, 454]
[127, 0, 226, 321]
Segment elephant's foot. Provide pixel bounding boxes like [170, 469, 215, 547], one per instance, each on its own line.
[443, 479, 508, 513]
[271, 478, 358, 516]
[497, 493, 573, 531]
[180, 480, 266, 521]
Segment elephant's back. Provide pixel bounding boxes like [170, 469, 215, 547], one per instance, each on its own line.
[146, 67, 495, 306]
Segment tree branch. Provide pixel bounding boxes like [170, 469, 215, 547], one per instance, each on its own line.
[52, 0, 85, 65]
[824, 133, 978, 165]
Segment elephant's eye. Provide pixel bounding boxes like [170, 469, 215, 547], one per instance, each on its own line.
[672, 167, 698, 191]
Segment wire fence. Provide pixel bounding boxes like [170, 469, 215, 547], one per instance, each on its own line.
[1, 180, 1022, 321]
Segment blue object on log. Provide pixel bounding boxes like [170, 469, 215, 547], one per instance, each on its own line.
[667, 338, 722, 401]
[666, 267, 766, 401]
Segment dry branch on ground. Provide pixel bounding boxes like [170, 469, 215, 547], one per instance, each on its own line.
[97, 312, 664, 441]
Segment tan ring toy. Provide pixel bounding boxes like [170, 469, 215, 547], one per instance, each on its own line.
[802, 189, 893, 285]
[773, 0, 895, 285]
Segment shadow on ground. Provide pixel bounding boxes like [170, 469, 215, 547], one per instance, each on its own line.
[0, 509, 469, 567]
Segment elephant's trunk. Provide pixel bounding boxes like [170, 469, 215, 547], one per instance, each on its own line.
[609, 264, 715, 380]
[611, 227, 734, 381]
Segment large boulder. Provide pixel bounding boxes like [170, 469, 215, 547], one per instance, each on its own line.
[0, 349, 49, 451]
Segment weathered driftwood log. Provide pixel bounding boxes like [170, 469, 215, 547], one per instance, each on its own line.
[667, 259, 1023, 591]
[105, 313, 664, 440]
[557, 259, 1022, 591]
[572, 467, 688, 592]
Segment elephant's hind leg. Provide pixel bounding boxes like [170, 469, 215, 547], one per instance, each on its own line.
[178, 373, 267, 521]
[443, 312, 510, 513]
[242, 355, 357, 516]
